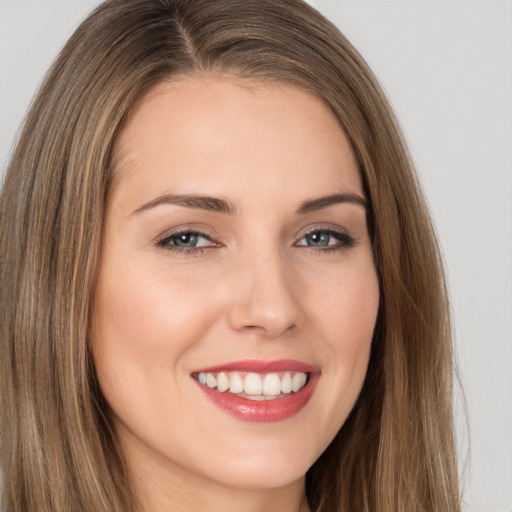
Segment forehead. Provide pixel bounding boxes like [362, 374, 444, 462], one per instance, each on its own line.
[110, 75, 362, 205]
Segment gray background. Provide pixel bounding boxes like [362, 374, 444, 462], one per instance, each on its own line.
[1, 1, 511, 510]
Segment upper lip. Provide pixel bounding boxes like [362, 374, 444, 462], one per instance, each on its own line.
[192, 359, 319, 374]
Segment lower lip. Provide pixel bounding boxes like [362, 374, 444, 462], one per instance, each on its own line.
[194, 373, 320, 423]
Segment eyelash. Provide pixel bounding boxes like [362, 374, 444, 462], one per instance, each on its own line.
[296, 228, 355, 252]
[156, 228, 355, 254]
[156, 229, 218, 255]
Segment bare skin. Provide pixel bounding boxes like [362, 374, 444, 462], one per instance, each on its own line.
[91, 76, 379, 512]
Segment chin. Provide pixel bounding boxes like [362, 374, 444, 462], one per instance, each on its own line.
[205, 459, 310, 491]
[185, 435, 319, 491]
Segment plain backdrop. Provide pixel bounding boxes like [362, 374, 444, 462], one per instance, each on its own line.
[1, 1, 511, 511]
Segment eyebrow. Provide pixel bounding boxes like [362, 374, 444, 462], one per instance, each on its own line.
[295, 193, 369, 214]
[132, 192, 368, 216]
[133, 194, 237, 215]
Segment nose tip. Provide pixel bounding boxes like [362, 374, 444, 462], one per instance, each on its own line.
[228, 263, 304, 339]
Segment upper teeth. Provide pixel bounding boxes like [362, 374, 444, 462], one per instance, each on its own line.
[197, 371, 308, 398]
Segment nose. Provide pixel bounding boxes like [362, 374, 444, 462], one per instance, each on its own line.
[227, 251, 305, 339]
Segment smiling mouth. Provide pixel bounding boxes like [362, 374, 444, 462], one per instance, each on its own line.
[191, 359, 320, 422]
[193, 371, 309, 400]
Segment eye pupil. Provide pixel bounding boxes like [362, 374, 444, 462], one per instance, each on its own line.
[173, 233, 198, 247]
[306, 232, 330, 247]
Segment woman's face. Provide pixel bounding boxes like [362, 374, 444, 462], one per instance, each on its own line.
[91, 77, 379, 496]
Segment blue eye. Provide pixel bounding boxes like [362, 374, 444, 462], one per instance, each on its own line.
[296, 229, 354, 250]
[157, 231, 214, 251]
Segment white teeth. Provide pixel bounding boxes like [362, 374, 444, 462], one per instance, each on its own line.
[206, 373, 217, 389]
[263, 373, 281, 395]
[244, 394, 266, 401]
[216, 372, 229, 392]
[292, 371, 307, 392]
[244, 373, 263, 395]
[281, 372, 292, 394]
[197, 370, 309, 397]
[229, 373, 244, 393]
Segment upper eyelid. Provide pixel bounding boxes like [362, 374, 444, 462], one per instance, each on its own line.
[294, 223, 351, 240]
[296, 228, 353, 243]
[169, 228, 212, 239]
[300, 226, 347, 235]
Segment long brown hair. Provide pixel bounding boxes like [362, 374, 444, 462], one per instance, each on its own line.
[0, 0, 460, 510]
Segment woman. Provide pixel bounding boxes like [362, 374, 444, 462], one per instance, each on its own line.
[0, 0, 461, 511]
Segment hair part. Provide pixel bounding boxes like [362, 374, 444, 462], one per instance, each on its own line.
[0, 0, 461, 510]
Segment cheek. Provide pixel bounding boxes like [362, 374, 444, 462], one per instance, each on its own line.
[92, 261, 214, 355]
[89, 261, 225, 448]
[330, 265, 379, 372]
[309, 256, 379, 348]
[304, 259, 379, 427]
[89, 260, 221, 417]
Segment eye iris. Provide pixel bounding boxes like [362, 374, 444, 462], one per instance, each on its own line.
[173, 233, 198, 247]
[306, 231, 331, 247]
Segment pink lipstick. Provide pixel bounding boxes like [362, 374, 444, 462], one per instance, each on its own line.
[192, 359, 320, 423]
